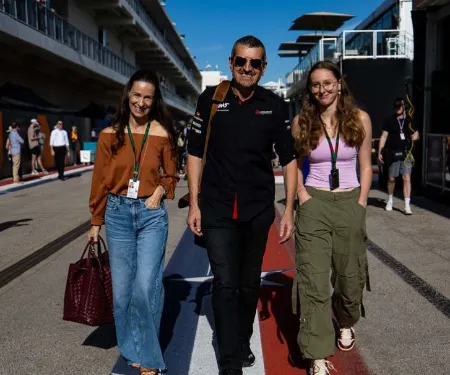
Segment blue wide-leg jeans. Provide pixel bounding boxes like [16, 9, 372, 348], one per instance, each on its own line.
[105, 194, 168, 371]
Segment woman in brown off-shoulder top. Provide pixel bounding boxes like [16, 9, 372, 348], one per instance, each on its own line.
[88, 69, 178, 375]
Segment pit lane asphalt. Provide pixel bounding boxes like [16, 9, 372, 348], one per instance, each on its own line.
[0, 173, 448, 374]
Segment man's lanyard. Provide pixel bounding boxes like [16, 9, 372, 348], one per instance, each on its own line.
[397, 117, 405, 133]
[323, 127, 340, 170]
[126, 123, 150, 181]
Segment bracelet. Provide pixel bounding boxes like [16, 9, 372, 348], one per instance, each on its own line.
[296, 186, 306, 196]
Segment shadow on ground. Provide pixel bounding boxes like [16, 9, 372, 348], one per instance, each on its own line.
[367, 196, 404, 213]
[259, 272, 308, 370]
[0, 218, 32, 233]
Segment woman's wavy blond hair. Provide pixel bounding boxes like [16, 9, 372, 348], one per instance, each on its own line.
[292, 60, 365, 156]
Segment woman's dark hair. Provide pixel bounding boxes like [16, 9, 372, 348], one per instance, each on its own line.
[292, 60, 365, 156]
[111, 69, 176, 154]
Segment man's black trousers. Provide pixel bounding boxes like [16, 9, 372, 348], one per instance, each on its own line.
[53, 146, 66, 179]
[202, 205, 275, 370]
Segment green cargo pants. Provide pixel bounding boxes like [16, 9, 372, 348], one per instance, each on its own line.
[293, 187, 370, 360]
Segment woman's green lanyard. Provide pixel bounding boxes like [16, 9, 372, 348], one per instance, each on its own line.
[323, 126, 340, 190]
[126, 123, 150, 198]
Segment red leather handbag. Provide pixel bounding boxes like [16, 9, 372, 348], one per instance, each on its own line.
[63, 236, 113, 326]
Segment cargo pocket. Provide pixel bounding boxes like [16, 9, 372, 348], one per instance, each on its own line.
[292, 273, 300, 315]
[294, 266, 314, 353]
[298, 313, 312, 354]
[358, 253, 370, 318]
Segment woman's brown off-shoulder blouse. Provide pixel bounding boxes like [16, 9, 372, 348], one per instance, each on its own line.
[89, 131, 179, 226]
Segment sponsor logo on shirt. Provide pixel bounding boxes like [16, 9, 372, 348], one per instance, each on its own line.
[255, 109, 273, 115]
[217, 103, 230, 111]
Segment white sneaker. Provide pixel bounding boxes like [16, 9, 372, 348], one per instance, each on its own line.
[385, 201, 393, 211]
[309, 360, 336, 375]
[31, 170, 39, 175]
[338, 327, 356, 351]
[404, 206, 412, 215]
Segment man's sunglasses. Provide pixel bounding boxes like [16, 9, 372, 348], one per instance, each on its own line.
[394, 103, 403, 108]
[233, 56, 265, 70]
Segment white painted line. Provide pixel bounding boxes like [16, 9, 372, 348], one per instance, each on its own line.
[274, 175, 284, 185]
[188, 295, 265, 374]
[0, 165, 94, 194]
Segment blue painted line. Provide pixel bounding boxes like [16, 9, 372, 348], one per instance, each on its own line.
[109, 227, 211, 375]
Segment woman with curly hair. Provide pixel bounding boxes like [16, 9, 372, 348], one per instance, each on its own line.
[291, 61, 372, 375]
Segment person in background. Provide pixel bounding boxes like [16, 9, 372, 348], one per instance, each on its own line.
[5, 125, 13, 163]
[7, 122, 24, 183]
[28, 119, 47, 175]
[378, 98, 419, 215]
[36, 123, 46, 167]
[292, 60, 372, 375]
[176, 127, 186, 174]
[50, 120, 70, 180]
[88, 69, 178, 375]
[71, 125, 81, 165]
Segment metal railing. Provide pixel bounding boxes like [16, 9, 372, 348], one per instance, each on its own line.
[287, 29, 414, 87]
[287, 37, 337, 86]
[425, 134, 450, 192]
[161, 86, 195, 114]
[287, 44, 319, 86]
[0, 0, 135, 78]
[124, 0, 200, 92]
[336, 30, 414, 60]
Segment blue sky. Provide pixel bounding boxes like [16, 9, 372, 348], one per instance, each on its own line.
[165, 0, 385, 84]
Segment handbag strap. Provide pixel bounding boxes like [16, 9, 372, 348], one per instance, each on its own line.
[198, 80, 231, 185]
[78, 235, 108, 266]
[95, 235, 108, 257]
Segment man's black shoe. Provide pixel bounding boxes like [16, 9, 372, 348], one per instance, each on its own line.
[220, 369, 243, 375]
[242, 344, 256, 367]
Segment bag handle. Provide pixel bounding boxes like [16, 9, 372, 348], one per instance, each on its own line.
[94, 235, 108, 258]
[198, 80, 231, 187]
[78, 241, 94, 263]
[77, 235, 108, 269]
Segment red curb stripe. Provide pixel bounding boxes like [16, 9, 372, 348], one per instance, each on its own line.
[258, 209, 371, 374]
[0, 164, 92, 186]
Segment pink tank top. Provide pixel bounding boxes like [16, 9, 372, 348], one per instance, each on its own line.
[305, 137, 360, 189]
